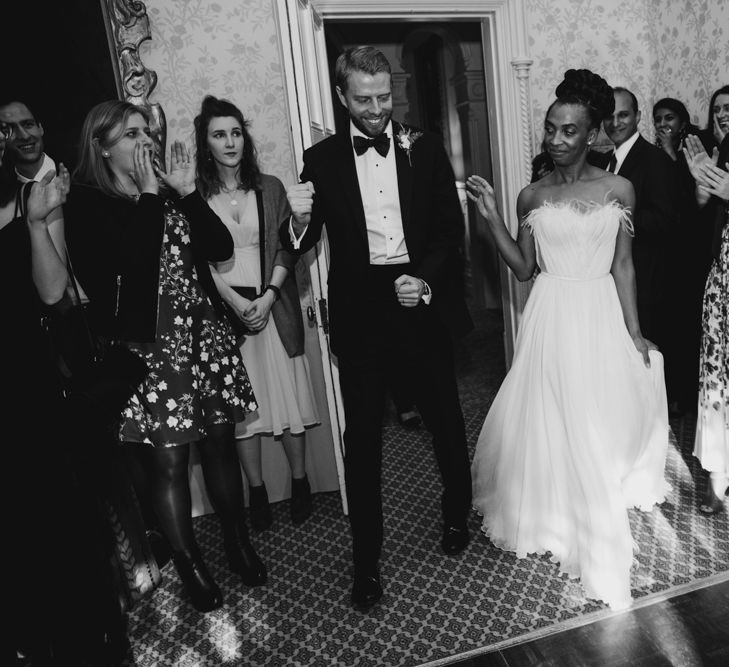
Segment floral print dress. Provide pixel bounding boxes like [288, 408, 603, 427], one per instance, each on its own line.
[694, 208, 729, 476]
[120, 201, 257, 447]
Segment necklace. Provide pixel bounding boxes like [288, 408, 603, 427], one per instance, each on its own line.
[220, 184, 241, 207]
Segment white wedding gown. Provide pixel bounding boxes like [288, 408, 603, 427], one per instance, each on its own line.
[472, 200, 670, 610]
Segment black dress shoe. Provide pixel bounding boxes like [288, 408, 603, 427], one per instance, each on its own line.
[351, 568, 383, 610]
[172, 552, 223, 612]
[223, 525, 268, 586]
[398, 410, 422, 429]
[441, 525, 470, 555]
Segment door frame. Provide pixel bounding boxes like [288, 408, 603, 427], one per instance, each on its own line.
[273, 0, 535, 512]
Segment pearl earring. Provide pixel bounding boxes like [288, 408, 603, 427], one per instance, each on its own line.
[102, 151, 110, 157]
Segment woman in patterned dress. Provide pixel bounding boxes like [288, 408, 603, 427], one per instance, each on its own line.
[193, 95, 320, 529]
[65, 101, 266, 612]
[683, 85, 729, 514]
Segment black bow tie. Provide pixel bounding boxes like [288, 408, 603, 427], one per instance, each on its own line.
[353, 133, 390, 157]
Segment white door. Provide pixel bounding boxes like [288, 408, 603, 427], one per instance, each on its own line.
[275, 0, 348, 512]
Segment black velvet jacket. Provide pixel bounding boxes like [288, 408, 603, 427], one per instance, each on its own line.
[64, 184, 233, 343]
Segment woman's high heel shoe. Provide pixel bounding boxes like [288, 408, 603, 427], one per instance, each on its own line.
[171, 551, 223, 612]
[699, 482, 729, 515]
[223, 524, 268, 586]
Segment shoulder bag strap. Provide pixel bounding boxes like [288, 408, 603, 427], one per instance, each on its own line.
[255, 188, 266, 292]
[64, 247, 101, 361]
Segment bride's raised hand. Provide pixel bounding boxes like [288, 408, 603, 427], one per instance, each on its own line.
[466, 175, 501, 223]
[632, 334, 657, 368]
[157, 140, 196, 196]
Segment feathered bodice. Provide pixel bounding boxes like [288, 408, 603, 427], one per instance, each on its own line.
[524, 200, 632, 280]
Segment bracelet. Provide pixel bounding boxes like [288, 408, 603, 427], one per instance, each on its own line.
[264, 284, 281, 301]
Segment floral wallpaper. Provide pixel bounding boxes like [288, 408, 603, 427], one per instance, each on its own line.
[142, 0, 296, 185]
[526, 0, 729, 150]
[140, 0, 729, 175]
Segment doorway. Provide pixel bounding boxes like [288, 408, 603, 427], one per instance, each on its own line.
[274, 0, 534, 510]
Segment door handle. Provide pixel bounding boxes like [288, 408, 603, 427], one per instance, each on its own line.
[317, 298, 329, 335]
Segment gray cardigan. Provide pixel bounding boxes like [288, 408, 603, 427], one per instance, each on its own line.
[259, 173, 305, 358]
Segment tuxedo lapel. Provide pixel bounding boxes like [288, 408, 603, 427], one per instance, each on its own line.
[393, 122, 414, 235]
[333, 132, 368, 243]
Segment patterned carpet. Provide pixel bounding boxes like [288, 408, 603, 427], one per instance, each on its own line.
[122, 310, 729, 666]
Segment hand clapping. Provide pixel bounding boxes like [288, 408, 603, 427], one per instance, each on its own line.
[682, 134, 729, 201]
[682, 134, 718, 183]
[26, 164, 70, 226]
[157, 141, 196, 197]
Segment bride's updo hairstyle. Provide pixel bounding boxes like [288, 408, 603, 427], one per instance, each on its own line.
[550, 69, 614, 130]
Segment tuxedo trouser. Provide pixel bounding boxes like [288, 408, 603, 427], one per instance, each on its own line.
[337, 265, 472, 573]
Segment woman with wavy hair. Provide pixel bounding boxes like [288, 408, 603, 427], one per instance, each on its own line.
[467, 70, 669, 610]
[65, 100, 267, 613]
[194, 95, 319, 530]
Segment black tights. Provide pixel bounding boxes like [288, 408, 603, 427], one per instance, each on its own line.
[125, 423, 247, 555]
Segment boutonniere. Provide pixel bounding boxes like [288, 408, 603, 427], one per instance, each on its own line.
[396, 125, 423, 166]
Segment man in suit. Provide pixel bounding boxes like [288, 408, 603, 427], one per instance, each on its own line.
[597, 87, 679, 344]
[281, 46, 473, 610]
[0, 99, 66, 257]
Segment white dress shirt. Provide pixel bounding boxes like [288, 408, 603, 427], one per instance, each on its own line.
[611, 131, 640, 174]
[15, 152, 56, 183]
[351, 121, 409, 265]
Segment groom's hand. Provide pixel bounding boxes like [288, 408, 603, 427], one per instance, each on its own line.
[287, 181, 315, 231]
[394, 274, 425, 308]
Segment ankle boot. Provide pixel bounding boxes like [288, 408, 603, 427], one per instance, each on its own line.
[171, 551, 223, 612]
[222, 524, 268, 586]
[248, 484, 273, 531]
[290, 474, 313, 524]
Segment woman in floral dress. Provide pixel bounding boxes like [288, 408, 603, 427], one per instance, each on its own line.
[683, 86, 729, 514]
[65, 100, 266, 612]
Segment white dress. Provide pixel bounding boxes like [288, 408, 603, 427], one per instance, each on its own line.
[471, 200, 670, 610]
[209, 191, 319, 439]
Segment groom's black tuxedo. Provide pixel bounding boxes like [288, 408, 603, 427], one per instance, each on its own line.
[591, 135, 680, 341]
[281, 122, 473, 357]
[280, 122, 473, 572]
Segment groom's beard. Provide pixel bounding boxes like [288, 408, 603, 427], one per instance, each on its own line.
[350, 109, 392, 139]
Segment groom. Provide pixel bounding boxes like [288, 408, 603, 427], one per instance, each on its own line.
[281, 46, 473, 610]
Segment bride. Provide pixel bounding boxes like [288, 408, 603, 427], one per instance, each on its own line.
[466, 69, 670, 610]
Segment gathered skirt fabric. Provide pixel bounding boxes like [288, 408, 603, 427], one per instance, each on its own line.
[236, 313, 320, 439]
